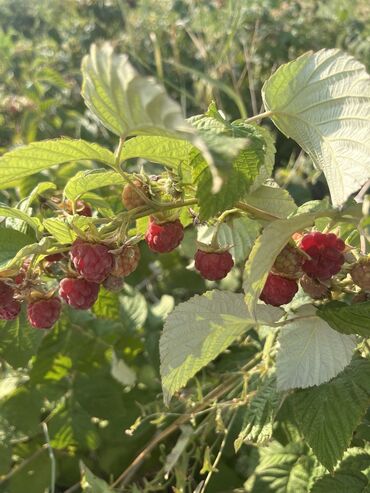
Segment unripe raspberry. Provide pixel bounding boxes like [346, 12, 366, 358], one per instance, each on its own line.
[27, 297, 61, 329]
[272, 244, 304, 278]
[70, 240, 113, 283]
[260, 273, 298, 306]
[0, 281, 14, 308]
[65, 199, 92, 217]
[300, 232, 345, 280]
[122, 180, 148, 210]
[0, 300, 21, 321]
[300, 274, 329, 299]
[59, 278, 100, 309]
[111, 245, 140, 277]
[145, 218, 184, 253]
[103, 275, 124, 292]
[350, 259, 370, 292]
[194, 250, 234, 281]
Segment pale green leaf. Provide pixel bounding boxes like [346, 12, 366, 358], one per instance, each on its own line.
[64, 169, 124, 201]
[276, 306, 355, 391]
[262, 49, 370, 207]
[0, 203, 42, 235]
[245, 184, 297, 219]
[43, 218, 75, 243]
[0, 237, 53, 272]
[0, 138, 115, 189]
[160, 290, 283, 404]
[318, 301, 370, 337]
[110, 352, 136, 387]
[291, 357, 370, 470]
[164, 425, 193, 478]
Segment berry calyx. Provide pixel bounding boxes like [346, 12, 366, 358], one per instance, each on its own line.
[70, 240, 113, 283]
[111, 245, 140, 277]
[300, 232, 345, 280]
[194, 250, 234, 281]
[272, 244, 304, 279]
[0, 281, 14, 307]
[145, 218, 184, 253]
[300, 274, 329, 299]
[122, 180, 148, 210]
[59, 278, 100, 309]
[0, 300, 21, 321]
[27, 297, 61, 329]
[260, 273, 298, 306]
[103, 275, 124, 292]
[350, 258, 370, 292]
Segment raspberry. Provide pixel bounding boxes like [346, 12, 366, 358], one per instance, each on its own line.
[194, 250, 234, 281]
[145, 218, 184, 253]
[272, 244, 304, 278]
[0, 300, 21, 321]
[65, 199, 92, 217]
[103, 275, 124, 292]
[0, 281, 14, 307]
[122, 180, 148, 210]
[352, 292, 369, 304]
[350, 259, 370, 292]
[27, 297, 61, 329]
[70, 240, 113, 283]
[300, 232, 345, 280]
[59, 278, 100, 309]
[111, 245, 140, 277]
[45, 253, 64, 262]
[260, 273, 298, 306]
[300, 274, 329, 299]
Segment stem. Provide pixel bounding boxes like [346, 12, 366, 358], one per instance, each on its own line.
[42, 422, 56, 493]
[235, 201, 280, 221]
[244, 110, 273, 124]
[115, 136, 125, 168]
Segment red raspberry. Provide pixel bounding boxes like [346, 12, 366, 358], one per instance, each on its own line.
[194, 250, 234, 281]
[260, 273, 298, 306]
[350, 259, 370, 292]
[59, 278, 100, 309]
[103, 275, 124, 292]
[70, 240, 113, 283]
[122, 180, 148, 210]
[111, 245, 140, 277]
[0, 281, 14, 307]
[272, 244, 304, 278]
[300, 232, 345, 280]
[300, 274, 329, 299]
[45, 253, 64, 262]
[145, 218, 184, 253]
[0, 300, 21, 321]
[27, 297, 61, 329]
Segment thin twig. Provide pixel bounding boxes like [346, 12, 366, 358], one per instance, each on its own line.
[42, 422, 56, 493]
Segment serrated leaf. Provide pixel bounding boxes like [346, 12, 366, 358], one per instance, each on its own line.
[160, 290, 283, 404]
[0, 138, 115, 189]
[80, 462, 114, 493]
[43, 218, 75, 243]
[64, 169, 125, 201]
[0, 228, 35, 269]
[250, 126, 276, 191]
[318, 301, 370, 337]
[93, 288, 120, 320]
[262, 49, 370, 207]
[276, 306, 355, 391]
[291, 357, 370, 471]
[0, 203, 42, 235]
[245, 184, 297, 219]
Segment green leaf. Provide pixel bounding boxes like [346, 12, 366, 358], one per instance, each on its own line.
[43, 218, 75, 243]
[262, 49, 370, 208]
[276, 306, 355, 391]
[250, 126, 276, 191]
[160, 290, 283, 404]
[110, 352, 136, 387]
[318, 301, 370, 337]
[0, 228, 35, 269]
[0, 203, 42, 235]
[291, 357, 370, 470]
[92, 288, 120, 320]
[245, 184, 297, 219]
[235, 373, 280, 450]
[0, 138, 115, 189]
[64, 169, 125, 201]
[120, 135, 194, 168]
[81, 462, 114, 493]
[0, 237, 53, 272]
[1, 386, 42, 435]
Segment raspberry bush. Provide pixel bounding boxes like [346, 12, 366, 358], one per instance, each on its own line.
[0, 40, 369, 493]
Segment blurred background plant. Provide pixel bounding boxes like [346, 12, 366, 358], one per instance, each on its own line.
[0, 1, 369, 492]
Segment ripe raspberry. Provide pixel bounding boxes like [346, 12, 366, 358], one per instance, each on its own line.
[122, 180, 148, 210]
[300, 274, 329, 299]
[260, 273, 298, 306]
[300, 232, 345, 280]
[0, 281, 14, 307]
[65, 199, 92, 217]
[70, 240, 113, 283]
[272, 244, 304, 278]
[45, 253, 64, 262]
[0, 300, 21, 321]
[103, 275, 124, 292]
[59, 278, 100, 309]
[350, 259, 370, 292]
[27, 297, 61, 329]
[111, 245, 140, 277]
[194, 250, 234, 281]
[145, 218, 184, 253]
